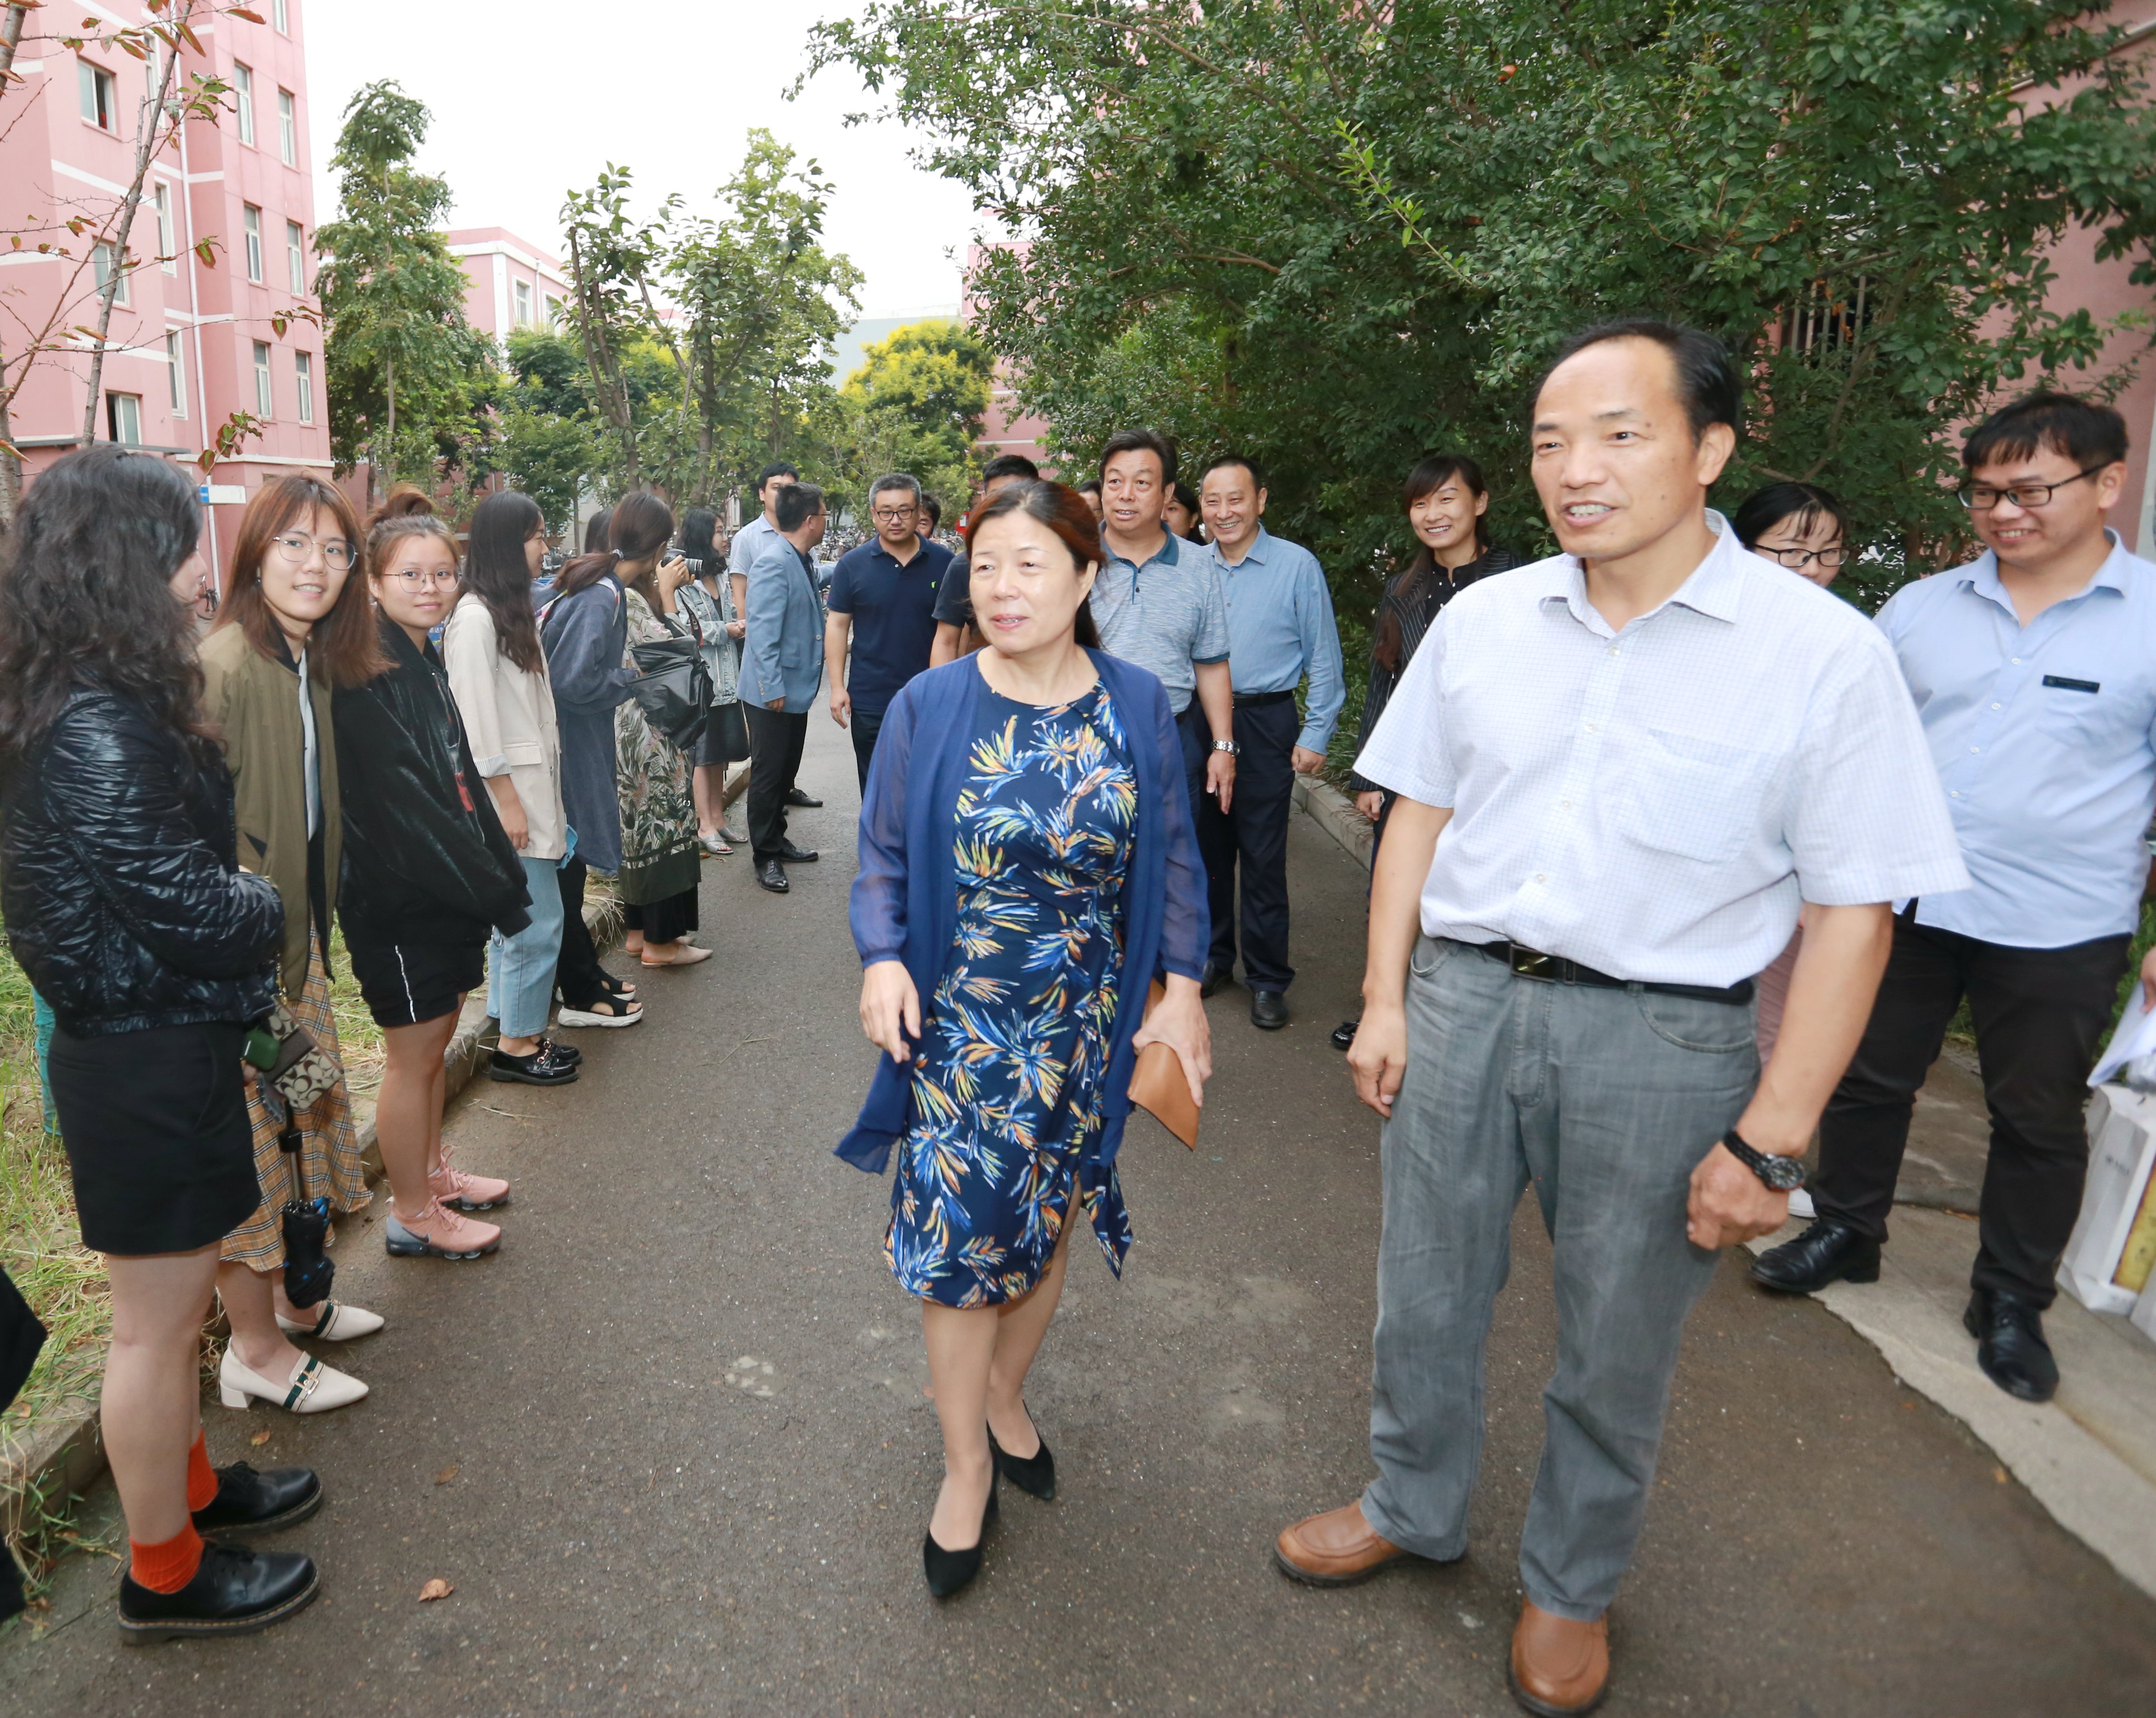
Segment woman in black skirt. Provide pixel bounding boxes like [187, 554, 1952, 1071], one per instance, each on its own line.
[0, 446, 321, 1643]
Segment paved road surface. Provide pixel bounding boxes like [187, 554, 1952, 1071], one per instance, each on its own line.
[6, 713, 2155, 1716]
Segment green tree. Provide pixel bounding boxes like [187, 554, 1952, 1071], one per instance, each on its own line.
[814, 2, 2156, 605]
[836, 318, 991, 509]
[316, 80, 489, 501]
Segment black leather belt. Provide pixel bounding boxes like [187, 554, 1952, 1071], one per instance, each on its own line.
[1461, 940, 1754, 1005]
[1232, 689, 1296, 708]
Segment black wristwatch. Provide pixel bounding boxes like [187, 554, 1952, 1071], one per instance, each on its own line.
[1722, 1128, 1805, 1192]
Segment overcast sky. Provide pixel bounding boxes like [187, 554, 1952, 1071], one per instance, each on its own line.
[303, 0, 974, 321]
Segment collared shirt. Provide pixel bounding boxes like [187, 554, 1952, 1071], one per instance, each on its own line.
[1355, 512, 1967, 987]
[1875, 530, 2156, 948]
[730, 513, 778, 578]
[1203, 526, 1347, 751]
[1090, 528, 1230, 715]
[827, 535, 954, 715]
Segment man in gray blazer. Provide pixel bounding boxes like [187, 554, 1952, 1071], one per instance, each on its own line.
[739, 482, 829, 892]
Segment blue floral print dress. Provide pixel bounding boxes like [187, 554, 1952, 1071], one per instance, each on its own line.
[887, 680, 1138, 1308]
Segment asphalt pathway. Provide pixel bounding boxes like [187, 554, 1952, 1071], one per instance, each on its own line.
[5, 710, 2155, 1716]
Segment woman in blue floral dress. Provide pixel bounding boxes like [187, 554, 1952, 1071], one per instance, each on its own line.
[842, 481, 1212, 1598]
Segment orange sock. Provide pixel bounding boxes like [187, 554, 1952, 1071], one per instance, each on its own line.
[186, 1431, 219, 1513]
[129, 1523, 204, 1594]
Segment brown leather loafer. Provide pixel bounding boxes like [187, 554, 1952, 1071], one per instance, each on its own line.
[1508, 1599, 1609, 1715]
[1273, 1502, 1406, 1587]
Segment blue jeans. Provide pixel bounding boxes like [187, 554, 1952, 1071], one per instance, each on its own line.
[1359, 938, 1758, 1620]
[489, 855, 566, 1039]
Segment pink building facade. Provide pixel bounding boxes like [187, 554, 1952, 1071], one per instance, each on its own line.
[1, 0, 327, 581]
[446, 228, 571, 344]
[964, 244, 1052, 473]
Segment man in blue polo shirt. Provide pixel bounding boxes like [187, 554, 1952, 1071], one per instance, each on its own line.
[1196, 452, 1345, 1030]
[826, 473, 953, 792]
[1755, 392, 2156, 1405]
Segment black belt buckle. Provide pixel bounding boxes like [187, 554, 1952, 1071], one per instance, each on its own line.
[1508, 943, 1562, 982]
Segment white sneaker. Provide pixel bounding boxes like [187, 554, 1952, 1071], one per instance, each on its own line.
[218, 1346, 368, 1414]
[273, 1301, 385, 1342]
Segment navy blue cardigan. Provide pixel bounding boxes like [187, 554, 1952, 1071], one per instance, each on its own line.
[838, 650, 1209, 1175]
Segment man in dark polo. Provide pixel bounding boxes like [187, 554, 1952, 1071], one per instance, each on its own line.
[825, 473, 952, 793]
[929, 453, 1040, 666]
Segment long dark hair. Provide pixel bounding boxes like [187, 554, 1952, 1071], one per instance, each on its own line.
[963, 480, 1102, 650]
[556, 491, 673, 601]
[215, 473, 388, 688]
[677, 507, 720, 570]
[1374, 454, 1492, 677]
[464, 490, 546, 674]
[0, 446, 214, 767]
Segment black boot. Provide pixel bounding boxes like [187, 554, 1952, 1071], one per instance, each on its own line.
[118, 1542, 319, 1644]
[1750, 1217, 1880, 1294]
[1965, 1288, 2059, 1402]
[192, 1463, 322, 1535]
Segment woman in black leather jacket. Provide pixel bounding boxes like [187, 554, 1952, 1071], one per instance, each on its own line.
[335, 494, 529, 1263]
[0, 446, 321, 1643]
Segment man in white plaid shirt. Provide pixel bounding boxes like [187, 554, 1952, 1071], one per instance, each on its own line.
[1271, 322, 1967, 1717]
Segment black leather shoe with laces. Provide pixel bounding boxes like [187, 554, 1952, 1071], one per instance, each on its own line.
[1965, 1288, 2059, 1402]
[118, 1543, 319, 1644]
[756, 859, 789, 893]
[1250, 989, 1289, 1030]
[777, 841, 820, 863]
[192, 1463, 322, 1536]
[785, 788, 823, 808]
[1750, 1217, 1880, 1294]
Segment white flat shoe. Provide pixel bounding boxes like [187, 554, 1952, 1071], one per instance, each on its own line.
[273, 1300, 385, 1342]
[218, 1347, 368, 1415]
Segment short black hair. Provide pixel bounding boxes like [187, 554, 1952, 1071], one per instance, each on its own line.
[756, 462, 800, 492]
[775, 482, 825, 533]
[1076, 478, 1102, 497]
[1962, 391, 2128, 473]
[1202, 451, 1267, 491]
[981, 453, 1040, 485]
[1730, 482, 1848, 554]
[869, 472, 922, 506]
[1535, 319, 1741, 442]
[920, 493, 942, 530]
[1099, 428, 1176, 487]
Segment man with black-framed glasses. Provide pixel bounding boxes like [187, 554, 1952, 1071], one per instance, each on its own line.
[825, 473, 952, 792]
[1756, 391, 2156, 1406]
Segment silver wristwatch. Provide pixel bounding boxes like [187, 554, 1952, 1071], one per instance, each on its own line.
[1213, 739, 1241, 756]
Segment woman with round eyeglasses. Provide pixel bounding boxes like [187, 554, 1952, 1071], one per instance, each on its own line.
[1732, 481, 1853, 1063]
[200, 476, 387, 1416]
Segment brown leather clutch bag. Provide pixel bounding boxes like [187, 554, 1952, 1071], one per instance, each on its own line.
[1127, 980, 1199, 1149]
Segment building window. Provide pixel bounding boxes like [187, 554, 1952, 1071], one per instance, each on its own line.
[278, 90, 297, 166]
[252, 341, 273, 419]
[232, 63, 255, 146]
[273, 0, 289, 31]
[243, 204, 263, 282]
[92, 241, 130, 306]
[294, 350, 314, 424]
[287, 220, 306, 293]
[155, 181, 177, 273]
[79, 60, 117, 131]
[106, 392, 142, 446]
[166, 331, 186, 417]
[543, 293, 562, 327]
[514, 279, 533, 328]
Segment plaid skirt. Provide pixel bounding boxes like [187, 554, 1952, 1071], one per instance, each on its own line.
[219, 938, 371, 1270]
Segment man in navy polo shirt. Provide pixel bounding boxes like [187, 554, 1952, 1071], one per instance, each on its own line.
[825, 473, 953, 792]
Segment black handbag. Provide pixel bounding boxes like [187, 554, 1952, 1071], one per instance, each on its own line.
[703, 698, 750, 761]
[628, 635, 712, 751]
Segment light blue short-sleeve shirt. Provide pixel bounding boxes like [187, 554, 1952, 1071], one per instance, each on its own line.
[1090, 530, 1229, 715]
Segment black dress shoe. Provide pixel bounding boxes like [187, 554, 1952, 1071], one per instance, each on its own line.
[989, 1413, 1056, 1501]
[756, 859, 789, 893]
[192, 1462, 322, 1535]
[785, 787, 822, 808]
[1250, 989, 1289, 1030]
[1750, 1217, 1880, 1294]
[490, 1041, 579, 1085]
[1331, 1019, 1359, 1051]
[1199, 962, 1229, 999]
[537, 1035, 582, 1068]
[922, 1471, 999, 1598]
[1965, 1289, 2059, 1402]
[118, 1542, 319, 1643]
[777, 841, 820, 863]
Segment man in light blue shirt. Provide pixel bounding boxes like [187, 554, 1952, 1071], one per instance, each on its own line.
[1756, 392, 2156, 1405]
[1194, 453, 1345, 1029]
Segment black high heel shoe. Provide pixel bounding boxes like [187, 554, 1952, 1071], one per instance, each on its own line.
[922, 1469, 998, 1598]
[989, 1410, 1056, 1501]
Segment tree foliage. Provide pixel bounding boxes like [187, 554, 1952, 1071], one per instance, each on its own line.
[813, 1, 2156, 606]
[835, 318, 991, 512]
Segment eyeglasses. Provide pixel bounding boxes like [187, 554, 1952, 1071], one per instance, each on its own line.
[1957, 462, 2111, 511]
[1760, 544, 1849, 571]
[380, 567, 457, 589]
[871, 506, 917, 523]
[271, 531, 354, 571]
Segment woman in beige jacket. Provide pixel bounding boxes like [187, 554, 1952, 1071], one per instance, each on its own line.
[442, 492, 577, 1085]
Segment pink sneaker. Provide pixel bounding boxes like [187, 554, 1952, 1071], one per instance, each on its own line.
[429, 1159, 511, 1212]
[384, 1198, 500, 1260]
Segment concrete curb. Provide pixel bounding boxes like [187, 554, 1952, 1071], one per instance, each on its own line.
[2, 759, 749, 1541]
[1291, 771, 1374, 869]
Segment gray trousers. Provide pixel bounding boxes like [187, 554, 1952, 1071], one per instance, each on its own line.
[1359, 938, 1758, 1620]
